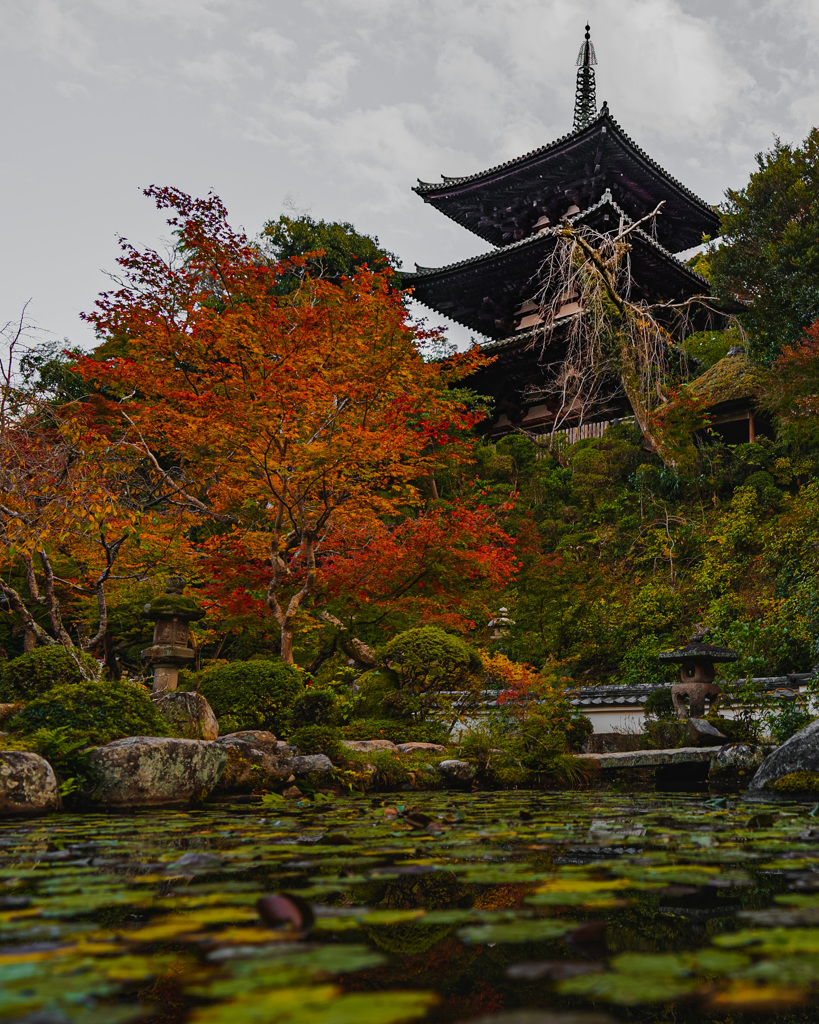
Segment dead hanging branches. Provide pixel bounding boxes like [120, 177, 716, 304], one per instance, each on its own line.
[530, 204, 727, 468]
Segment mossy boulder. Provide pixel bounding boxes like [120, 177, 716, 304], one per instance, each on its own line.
[746, 718, 819, 801]
[708, 743, 764, 792]
[0, 647, 99, 702]
[153, 691, 219, 740]
[195, 660, 304, 736]
[85, 737, 226, 807]
[214, 731, 292, 793]
[9, 678, 170, 747]
[0, 752, 60, 816]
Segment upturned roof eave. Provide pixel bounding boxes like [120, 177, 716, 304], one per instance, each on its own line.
[402, 192, 711, 292]
[413, 108, 719, 234]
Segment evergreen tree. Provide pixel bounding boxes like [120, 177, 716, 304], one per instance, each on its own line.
[711, 128, 819, 363]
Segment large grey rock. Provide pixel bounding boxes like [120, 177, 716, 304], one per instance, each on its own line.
[288, 754, 334, 775]
[215, 732, 292, 792]
[396, 742, 449, 754]
[746, 719, 819, 800]
[221, 730, 278, 749]
[437, 759, 476, 784]
[708, 743, 764, 792]
[0, 752, 60, 816]
[86, 737, 226, 807]
[342, 739, 398, 753]
[687, 718, 727, 747]
[153, 691, 219, 741]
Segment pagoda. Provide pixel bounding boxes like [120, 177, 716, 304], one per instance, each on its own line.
[404, 26, 720, 438]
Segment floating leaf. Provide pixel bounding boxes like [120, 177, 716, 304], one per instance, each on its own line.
[707, 982, 807, 1011]
[189, 984, 436, 1024]
[458, 919, 574, 944]
[715, 927, 819, 954]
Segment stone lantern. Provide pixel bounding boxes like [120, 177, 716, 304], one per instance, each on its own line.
[488, 607, 515, 642]
[142, 577, 206, 695]
[658, 638, 738, 719]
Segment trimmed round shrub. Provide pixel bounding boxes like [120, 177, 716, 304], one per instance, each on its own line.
[196, 659, 304, 736]
[371, 627, 484, 725]
[0, 646, 100, 702]
[10, 678, 169, 746]
[290, 724, 344, 759]
[290, 689, 340, 729]
[379, 627, 483, 691]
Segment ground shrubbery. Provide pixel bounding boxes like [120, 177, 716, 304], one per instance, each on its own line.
[290, 689, 341, 729]
[453, 654, 594, 789]
[0, 647, 100, 702]
[195, 659, 304, 735]
[10, 678, 169, 747]
[340, 718, 450, 744]
[643, 687, 675, 721]
[290, 724, 345, 759]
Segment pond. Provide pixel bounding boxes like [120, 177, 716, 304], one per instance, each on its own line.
[1, 791, 818, 1023]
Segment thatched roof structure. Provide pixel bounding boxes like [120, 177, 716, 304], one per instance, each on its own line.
[685, 352, 764, 408]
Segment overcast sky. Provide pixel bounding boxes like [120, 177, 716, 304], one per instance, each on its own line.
[3, 0, 818, 350]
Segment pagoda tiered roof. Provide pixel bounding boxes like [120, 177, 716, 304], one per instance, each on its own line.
[413, 106, 719, 253]
[403, 192, 709, 340]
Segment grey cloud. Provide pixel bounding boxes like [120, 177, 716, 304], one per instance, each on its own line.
[2, 0, 817, 352]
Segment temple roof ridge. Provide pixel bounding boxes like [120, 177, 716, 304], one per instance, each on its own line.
[412, 105, 715, 220]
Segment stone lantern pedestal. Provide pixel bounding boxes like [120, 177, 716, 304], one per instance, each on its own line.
[658, 640, 738, 719]
[142, 577, 206, 695]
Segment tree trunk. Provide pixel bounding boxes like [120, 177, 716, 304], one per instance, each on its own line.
[280, 619, 295, 664]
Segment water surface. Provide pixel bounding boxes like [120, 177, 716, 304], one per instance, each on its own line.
[1, 791, 818, 1022]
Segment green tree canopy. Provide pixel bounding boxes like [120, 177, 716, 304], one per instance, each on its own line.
[262, 214, 399, 292]
[710, 128, 819, 363]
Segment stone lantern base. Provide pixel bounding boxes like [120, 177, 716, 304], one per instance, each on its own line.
[141, 644, 195, 695]
[671, 680, 721, 719]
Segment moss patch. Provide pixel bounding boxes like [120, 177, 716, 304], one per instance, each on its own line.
[144, 594, 205, 621]
[686, 352, 763, 406]
[771, 771, 819, 793]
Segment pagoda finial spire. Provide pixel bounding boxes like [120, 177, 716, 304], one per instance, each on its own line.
[572, 23, 598, 131]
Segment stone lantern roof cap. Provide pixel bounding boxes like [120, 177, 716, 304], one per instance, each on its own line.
[658, 641, 738, 664]
[144, 578, 206, 622]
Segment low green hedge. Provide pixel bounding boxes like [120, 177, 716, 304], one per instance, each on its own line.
[0, 646, 100, 702]
[10, 678, 169, 747]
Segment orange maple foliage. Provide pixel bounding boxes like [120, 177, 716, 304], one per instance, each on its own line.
[0, 327, 187, 655]
[76, 187, 500, 661]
